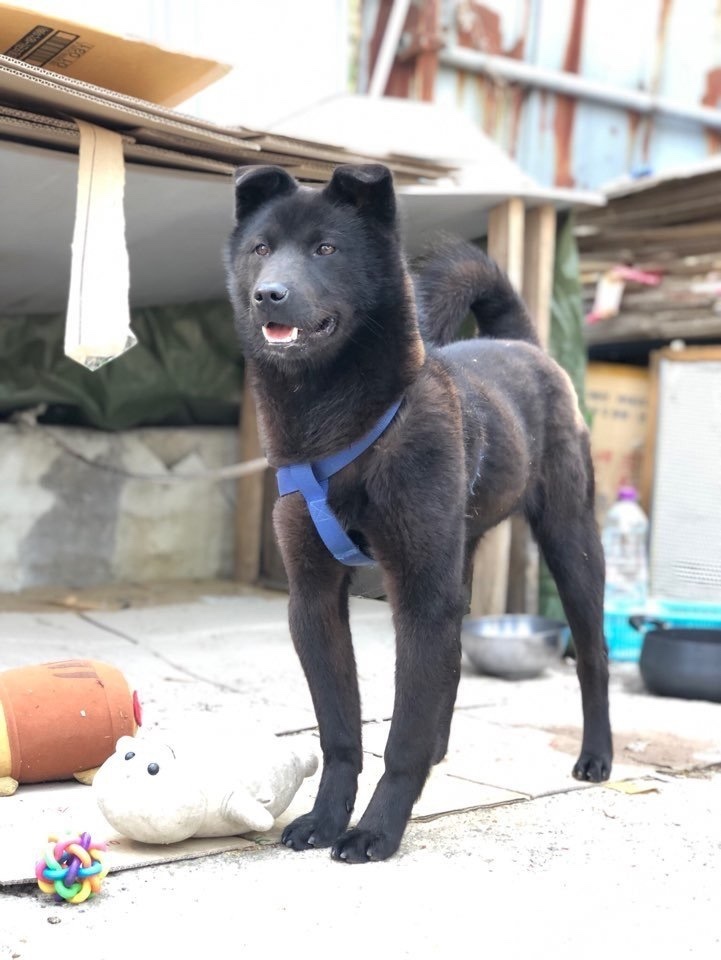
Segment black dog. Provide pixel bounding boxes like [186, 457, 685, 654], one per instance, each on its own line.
[225, 163, 612, 863]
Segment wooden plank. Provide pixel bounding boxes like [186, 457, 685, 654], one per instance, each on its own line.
[235, 374, 265, 584]
[507, 203, 557, 614]
[584, 311, 721, 346]
[577, 219, 721, 247]
[522, 204, 556, 349]
[579, 175, 721, 228]
[469, 198, 525, 617]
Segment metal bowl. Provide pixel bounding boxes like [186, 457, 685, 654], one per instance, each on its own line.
[461, 614, 569, 680]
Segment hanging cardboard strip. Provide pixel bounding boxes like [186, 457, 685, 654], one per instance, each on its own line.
[64, 119, 136, 369]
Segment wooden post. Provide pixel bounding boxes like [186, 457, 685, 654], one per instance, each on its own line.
[235, 374, 265, 584]
[470, 198, 525, 617]
[488, 197, 525, 288]
[507, 203, 557, 614]
[470, 521, 512, 616]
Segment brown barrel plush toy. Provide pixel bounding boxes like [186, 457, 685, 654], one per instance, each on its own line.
[0, 659, 141, 796]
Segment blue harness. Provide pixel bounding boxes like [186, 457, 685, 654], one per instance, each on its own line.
[275, 398, 403, 567]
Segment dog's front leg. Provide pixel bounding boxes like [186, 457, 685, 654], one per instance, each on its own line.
[331, 542, 464, 863]
[275, 499, 362, 851]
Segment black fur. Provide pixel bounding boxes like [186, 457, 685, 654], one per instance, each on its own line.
[225, 163, 612, 863]
[413, 237, 540, 347]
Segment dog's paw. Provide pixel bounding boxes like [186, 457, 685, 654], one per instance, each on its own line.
[572, 751, 612, 782]
[281, 812, 346, 851]
[331, 828, 400, 863]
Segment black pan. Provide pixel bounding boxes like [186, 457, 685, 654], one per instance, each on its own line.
[630, 616, 721, 703]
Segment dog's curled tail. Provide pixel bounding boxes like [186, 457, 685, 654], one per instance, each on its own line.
[413, 238, 540, 347]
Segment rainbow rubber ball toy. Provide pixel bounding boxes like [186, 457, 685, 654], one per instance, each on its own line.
[36, 833, 108, 904]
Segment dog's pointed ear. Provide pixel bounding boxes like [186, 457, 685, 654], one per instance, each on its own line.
[234, 165, 297, 221]
[322, 164, 396, 227]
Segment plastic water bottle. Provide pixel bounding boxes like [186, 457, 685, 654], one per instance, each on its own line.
[602, 486, 649, 610]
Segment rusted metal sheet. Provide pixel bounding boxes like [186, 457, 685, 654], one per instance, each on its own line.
[453, 0, 530, 150]
[553, 0, 585, 187]
[361, 0, 721, 189]
[702, 66, 721, 152]
[364, 0, 441, 100]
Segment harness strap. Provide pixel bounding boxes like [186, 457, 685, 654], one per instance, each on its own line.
[275, 398, 403, 567]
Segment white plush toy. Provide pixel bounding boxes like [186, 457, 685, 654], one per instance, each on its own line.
[92, 729, 318, 844]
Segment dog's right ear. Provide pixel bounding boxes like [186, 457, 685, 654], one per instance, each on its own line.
[234, 165, 297, 221]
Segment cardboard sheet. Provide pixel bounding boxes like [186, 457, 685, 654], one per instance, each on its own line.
[0, 54, 451, 182]
[586, 363, 649, 525]
[0, 782, 256, 886]
[1, 756, 524, 886]
[0, 3, 230, 106]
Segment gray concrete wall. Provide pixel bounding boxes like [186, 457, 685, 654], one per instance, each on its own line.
[0, 424, 237, 592]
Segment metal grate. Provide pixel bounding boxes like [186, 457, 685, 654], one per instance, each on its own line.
[650, 358, 721, 601]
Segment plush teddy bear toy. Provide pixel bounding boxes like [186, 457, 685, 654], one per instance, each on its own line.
[92, 730, 318, 844]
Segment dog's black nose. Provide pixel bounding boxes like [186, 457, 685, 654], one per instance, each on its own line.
[254, 282, 289, 305]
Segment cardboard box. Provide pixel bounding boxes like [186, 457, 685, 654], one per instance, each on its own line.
[0, 3, 230, 106]
[586, 363, 650, 526]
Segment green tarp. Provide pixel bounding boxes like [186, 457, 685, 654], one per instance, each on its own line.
[0, 301, 242, 430]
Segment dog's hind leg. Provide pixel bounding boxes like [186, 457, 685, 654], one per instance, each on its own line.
[528, 446, 612, 782]
[274, 499, 363, 851]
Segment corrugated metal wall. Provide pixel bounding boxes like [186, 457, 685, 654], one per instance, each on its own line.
[362, 0, 721, 189]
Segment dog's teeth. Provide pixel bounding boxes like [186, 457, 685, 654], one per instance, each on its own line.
[262, 325, 299, 344]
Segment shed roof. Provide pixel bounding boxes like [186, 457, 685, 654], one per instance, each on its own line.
[0, 65, 601, 313]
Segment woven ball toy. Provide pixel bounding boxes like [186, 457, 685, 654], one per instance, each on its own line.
[35, 833, 108, 904]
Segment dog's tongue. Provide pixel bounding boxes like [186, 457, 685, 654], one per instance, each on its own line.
[263, 323, 298, 344]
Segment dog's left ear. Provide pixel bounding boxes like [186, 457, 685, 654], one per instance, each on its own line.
[323, 164, 396, 227]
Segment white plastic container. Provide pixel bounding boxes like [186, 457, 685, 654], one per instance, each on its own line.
[602, 485, 649, 610]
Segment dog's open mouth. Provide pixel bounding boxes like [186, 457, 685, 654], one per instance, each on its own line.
[262, 323, 298, 344]
[262, 317, 337, 345]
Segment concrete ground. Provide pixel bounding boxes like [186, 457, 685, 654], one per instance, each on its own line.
[1, 582, 720, 959]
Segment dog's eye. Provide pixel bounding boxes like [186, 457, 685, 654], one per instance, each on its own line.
[124, 751, 135, 760]
[147, 763, 160, 776]
[254, 243, 270, 256]
[317, 243, 336, 256]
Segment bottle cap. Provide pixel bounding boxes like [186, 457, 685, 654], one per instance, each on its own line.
[618, 485, 638, 501]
